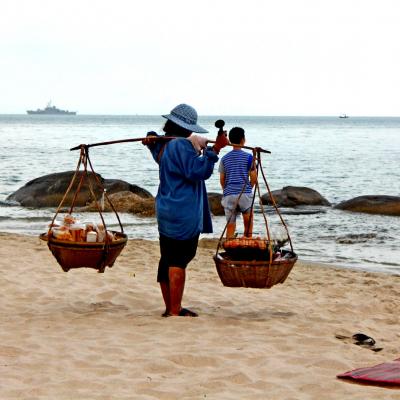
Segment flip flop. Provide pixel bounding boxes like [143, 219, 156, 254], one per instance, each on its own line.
[352, 333, 375, 346]
[179, 308, 198, 317]
[161, 311, 171, 318]
[335, 333, 383, 352]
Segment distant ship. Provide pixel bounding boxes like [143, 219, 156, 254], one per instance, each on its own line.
[27, 102, 77, 115]
[339, 114, 349, 119]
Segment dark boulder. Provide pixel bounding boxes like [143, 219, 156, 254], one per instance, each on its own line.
[6, 171, 153, 208]
[208, 192, 224, 216]
[261, 186, 331, 207]
[334, 195, 400, 216]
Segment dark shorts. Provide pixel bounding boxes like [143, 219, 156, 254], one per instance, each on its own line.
[157, 234, 199, 282]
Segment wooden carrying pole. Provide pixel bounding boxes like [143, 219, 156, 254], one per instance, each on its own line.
[70, 136, 271, 154]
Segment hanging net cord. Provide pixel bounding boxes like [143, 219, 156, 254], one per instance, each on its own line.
[216, 147, 294, 258]
[48, 145, 125, 239]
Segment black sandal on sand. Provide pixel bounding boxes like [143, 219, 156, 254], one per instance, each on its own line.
[352, 333, 375, 346]
[335, 333, 383, 352]
[162, 308, 198, 317]
[179, 308, 198, 317]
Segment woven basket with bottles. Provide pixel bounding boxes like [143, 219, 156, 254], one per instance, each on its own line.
[40, 145, 127, 273]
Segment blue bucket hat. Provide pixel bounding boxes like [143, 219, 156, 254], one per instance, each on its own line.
[162, 103, 208, 133]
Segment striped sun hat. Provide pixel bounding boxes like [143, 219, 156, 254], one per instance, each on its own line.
[162, 103, 208, 133]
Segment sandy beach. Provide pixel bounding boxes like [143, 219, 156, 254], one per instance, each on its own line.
[0, 233, 399, 399]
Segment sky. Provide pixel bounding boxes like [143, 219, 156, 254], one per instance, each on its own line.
[1, 0, 400, 116]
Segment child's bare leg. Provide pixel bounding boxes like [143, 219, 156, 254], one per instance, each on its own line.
[243, 212, 253, 237]
[226, 222, 236, 238]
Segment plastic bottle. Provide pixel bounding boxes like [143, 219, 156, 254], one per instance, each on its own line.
[86, 231, 98, 242]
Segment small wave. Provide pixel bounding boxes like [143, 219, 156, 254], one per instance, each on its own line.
[377, 234, 398, 241]
[278, 208, 327, 215]
[361, 258, 400, 267]
[120, 222, 157, 227]
[380, 261, 400, 267]
[253, 205, 327, 215]
[0, 215, 50, 222]
[8, 177, 22, 183]
[0, 199, 20, 206]
[335, 256, 350, 260]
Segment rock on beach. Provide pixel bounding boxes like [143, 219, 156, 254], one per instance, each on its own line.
[334, 195, 400, 216]
[207, 192, 224, 216]
[261, 186, 331, 207]
[6, 171, 153, 208]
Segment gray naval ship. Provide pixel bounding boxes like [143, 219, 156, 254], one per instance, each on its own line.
[27, 101, 77, 115]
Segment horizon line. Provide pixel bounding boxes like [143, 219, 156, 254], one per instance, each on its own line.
[1, 113, 400, 118]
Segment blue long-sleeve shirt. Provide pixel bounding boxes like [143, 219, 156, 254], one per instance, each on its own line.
[149, 137, 219, 240]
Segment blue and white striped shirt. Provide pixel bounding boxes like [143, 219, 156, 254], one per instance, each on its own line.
[218, 149, 253, 196]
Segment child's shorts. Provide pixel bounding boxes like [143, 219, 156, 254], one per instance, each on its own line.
[221, 193, 253, 223]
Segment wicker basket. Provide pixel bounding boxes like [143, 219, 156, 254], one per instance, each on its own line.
[214, 250, 297, 288]
[40, 231, 127, 273]
[222, 237, 273, 261]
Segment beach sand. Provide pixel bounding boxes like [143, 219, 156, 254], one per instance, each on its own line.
[0, 233, 399, 399]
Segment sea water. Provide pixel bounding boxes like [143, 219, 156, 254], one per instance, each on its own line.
[0, 115, 399, 274]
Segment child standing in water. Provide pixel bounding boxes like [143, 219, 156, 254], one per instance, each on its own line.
[219, 127, 257, 238]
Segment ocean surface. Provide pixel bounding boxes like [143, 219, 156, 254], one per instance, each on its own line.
[0, 114, 399, 274]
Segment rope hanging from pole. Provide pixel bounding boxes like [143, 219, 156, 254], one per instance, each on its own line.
[214, 146, 297, 289]
[216, 147, 286, 255]
[41, 145, 128, 273]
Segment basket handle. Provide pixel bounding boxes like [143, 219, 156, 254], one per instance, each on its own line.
[258, 154, 294, 253]
[48, 146, 125, 244]
[84, 147, 125, 234]
[47, 148, 84, 235]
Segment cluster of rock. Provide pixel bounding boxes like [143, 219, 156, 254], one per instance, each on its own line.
[7, 171, 152, 208]
[6, 171, 400, 217]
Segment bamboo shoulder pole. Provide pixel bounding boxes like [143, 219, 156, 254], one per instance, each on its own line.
[70, 136, 271, 154]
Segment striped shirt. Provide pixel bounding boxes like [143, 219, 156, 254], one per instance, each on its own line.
[218, 149, 253, 196]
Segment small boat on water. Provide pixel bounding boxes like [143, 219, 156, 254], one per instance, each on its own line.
[27, 101, 77, 115]
[339, 114, 349, 119]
